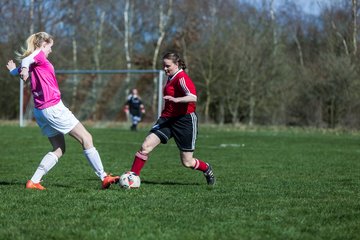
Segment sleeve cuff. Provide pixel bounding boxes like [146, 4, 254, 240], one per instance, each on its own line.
[9, 68, 20, 76]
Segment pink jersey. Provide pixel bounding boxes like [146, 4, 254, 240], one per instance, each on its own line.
[23, 50, 61, 109]
[161, 69, 197, 117]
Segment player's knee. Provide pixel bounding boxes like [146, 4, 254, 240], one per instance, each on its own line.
[141, 134, 161, 153]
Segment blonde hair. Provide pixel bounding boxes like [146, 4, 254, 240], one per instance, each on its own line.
[16, 32, 53, 59]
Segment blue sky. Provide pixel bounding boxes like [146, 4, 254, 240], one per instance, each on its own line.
[274, 0, 341, 15]
[248, 0, 342, 15]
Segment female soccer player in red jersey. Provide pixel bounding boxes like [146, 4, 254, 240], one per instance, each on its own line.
[6, 32, 119, 190]
[130, 52, 215, 185]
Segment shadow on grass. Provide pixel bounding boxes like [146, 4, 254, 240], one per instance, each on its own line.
[0, 180, 70, 189]
[141, 180, 201, 186]
[0, 180, 202, 189]
[0, 181, 23, 186]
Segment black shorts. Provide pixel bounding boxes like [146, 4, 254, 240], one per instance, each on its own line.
[150, 113, 198, 152]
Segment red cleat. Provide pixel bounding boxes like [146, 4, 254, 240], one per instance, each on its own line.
[26, 180, 46, 190]
[102, 174, 120, 189]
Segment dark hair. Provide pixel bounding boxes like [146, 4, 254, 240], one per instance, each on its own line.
[162, 52, 186, 70]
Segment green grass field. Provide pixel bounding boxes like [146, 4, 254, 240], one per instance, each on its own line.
[0, 124, 359, 240]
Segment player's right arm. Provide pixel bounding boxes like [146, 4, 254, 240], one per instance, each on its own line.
[6, 60, 20, 76]
[20, 55, 34, 81]
[20, 49, 40, 81]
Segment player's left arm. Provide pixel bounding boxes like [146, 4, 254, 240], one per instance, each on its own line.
[163, 94, 197, 103]
[163, 76, 197, 103]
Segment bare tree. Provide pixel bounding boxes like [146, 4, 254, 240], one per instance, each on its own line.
[332, 21, 349, 55]
[199, 0, 220, 123]
[151, 0, 173, 114]
[78, 1, 107, 120]
[90, 10, 106, 120]
[124, 0, 133, 88]
[352, 0, 357, 55]
[30, 0, 34, 34]
[23, 0, 36, 123]
[69, 0, 79, 110]
[270, 0, 278, 56]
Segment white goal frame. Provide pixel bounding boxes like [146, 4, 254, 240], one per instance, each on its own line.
[19, 69, 164, 127]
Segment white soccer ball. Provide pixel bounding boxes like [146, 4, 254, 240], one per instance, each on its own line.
[119, 171, 141, 189]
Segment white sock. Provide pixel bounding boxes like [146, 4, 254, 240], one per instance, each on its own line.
[31, 152, 58, 183]
[84, 147, 107, 180]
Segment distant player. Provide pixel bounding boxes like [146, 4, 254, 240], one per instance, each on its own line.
[124, 88, 145, 131]
[129, 52, 215, 185]
[6, 32, 119, 190]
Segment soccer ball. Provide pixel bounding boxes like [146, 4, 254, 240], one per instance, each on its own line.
[119, 171, 141, 189]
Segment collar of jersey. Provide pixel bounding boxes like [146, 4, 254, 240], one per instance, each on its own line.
[168, 69, 183, 81]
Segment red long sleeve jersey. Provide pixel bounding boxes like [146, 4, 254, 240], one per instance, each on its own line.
[161, 69, 197, 118]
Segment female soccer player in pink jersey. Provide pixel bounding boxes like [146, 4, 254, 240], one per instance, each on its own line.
[7, 32, 119, 190]
[129, 52, 215, 186]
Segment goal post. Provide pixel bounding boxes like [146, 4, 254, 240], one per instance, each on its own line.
[19, 69, 164, 127]
[19, 79, 24, 127]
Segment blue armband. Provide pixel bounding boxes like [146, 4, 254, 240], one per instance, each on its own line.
[9, 67, 20, 76]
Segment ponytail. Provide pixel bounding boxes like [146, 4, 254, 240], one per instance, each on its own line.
[16, 32, 53, 60]
[162, 52, 187, 70]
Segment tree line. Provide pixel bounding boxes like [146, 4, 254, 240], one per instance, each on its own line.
[1, 0, 360, 129]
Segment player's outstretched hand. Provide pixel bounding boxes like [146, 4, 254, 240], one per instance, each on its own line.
[6, 60, 16, 71]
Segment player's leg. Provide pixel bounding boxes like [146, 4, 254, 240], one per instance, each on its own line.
[69, 122, 119, 188]
[131, 115, 141, 131]
[69, 122, 105, 178]
[130, 114, 136, 131]
[174, 113, 216, 185]
[130, 133, 161, 175]
[26, 106, 65, 190]
[131, 118, 171, 175]
[180, 151, 215, 185]
[27, 134, 65, 190]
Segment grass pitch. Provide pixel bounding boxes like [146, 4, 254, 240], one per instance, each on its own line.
[0, 124, 359, 240]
